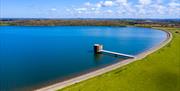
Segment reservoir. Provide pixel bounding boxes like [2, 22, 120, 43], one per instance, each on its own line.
[0, 26, 167, 91]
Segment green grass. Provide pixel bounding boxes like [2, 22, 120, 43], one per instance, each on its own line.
[59, 27, 180, 91]
[0, 23, 10, 26]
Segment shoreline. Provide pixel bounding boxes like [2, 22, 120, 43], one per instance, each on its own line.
[36, 29, 172, 91]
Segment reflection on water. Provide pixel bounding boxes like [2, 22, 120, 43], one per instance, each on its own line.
[94, 53, 103, 63]
[94, 52, 129, 62]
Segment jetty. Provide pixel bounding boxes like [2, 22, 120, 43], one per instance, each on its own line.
[94, 44, 135, 58]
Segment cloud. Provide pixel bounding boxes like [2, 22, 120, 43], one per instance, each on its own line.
[115, 0, 128, 5]
[102, 1, 114, 7]
[168, 2, 180, 7]
[84, 2, 91, 6]
[167, 1, 180, 16]
[68, 0, 180, 18]
[139, 0, 151, 5]
[91, 8, 96, 10]
[156, 0, 163, 4]
[50, 8, 57, 12]
[66, 9, 70, 12]
[93, 1, 115, 8]
[96, 3, 102, 8]
[75, 8, 87, 11]
[151, 4, 166, 14]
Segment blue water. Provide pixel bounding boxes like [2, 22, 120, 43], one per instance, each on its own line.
[0, 26, 167, 91]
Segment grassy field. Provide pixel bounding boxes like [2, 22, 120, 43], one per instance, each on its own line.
[59, 27, 180, 91]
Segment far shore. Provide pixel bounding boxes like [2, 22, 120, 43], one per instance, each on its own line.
[0, 19, 179, 28]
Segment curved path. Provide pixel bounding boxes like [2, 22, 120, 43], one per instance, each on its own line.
[36, 30, 172, 91]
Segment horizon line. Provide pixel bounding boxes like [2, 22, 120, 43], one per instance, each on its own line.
[1, 18, 180, 20]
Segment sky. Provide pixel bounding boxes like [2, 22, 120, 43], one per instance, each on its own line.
[0, 0, 180, 18]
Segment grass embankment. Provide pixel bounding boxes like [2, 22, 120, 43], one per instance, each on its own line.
[59, 27, 180, 91]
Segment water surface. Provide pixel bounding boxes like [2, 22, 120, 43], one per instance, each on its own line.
[0, 26, 167, 91]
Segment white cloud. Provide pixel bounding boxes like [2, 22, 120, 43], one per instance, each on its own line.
[94, 10, 100, 14]
[84, 2, 91, 6]
[102, 1, 114, 7]
[106, 10, 113, 13]
[91, 8, 96, 10]
[78, 11, 82, 14]
[75, 8, 87, 11]
[66, 9, 70, 12]
[156, 0, 163, 4]
[151, 4, 166, 14]
[115, 0, 127, 5]
[139, 0, 151, 5]
[167, 2, 180, 16]
[96, 3, 102, 8]
[67, 0, 180, 18]
[168, 2, 180, 7]
[50, 8, 57, 11]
